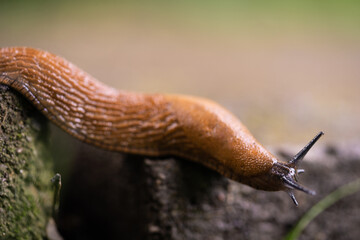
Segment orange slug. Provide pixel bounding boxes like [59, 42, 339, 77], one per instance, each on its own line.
[0, 47, 323, 205]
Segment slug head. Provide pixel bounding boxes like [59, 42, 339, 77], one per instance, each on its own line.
[271, 131, 324, 206]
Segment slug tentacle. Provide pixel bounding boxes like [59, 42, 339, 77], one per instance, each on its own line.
[0, 47, 324, 206]
[288, 191, 299, 206]
[289, 131, 324, 167]
[273, 132, 324, 205]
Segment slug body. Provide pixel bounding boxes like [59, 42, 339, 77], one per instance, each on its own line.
[0, 47, 322, 205]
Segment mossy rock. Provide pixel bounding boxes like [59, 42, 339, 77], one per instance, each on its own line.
[0, 86, 53, 240]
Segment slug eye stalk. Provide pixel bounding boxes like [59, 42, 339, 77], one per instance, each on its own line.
[281, 131, 324, 206]
[288, 131, 324, 167]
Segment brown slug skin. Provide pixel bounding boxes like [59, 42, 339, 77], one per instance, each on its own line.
[0, 47, 322, 201]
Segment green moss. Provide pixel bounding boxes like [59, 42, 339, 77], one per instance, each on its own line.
[0, 86, 53, 239]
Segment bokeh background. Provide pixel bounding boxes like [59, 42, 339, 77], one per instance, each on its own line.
[1, 0, 359, 145]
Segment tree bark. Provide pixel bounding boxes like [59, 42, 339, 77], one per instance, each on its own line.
[56, 132, 360, 240]
[0, 86, 54, 240]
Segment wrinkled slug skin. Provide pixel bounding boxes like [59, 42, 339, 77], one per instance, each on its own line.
[0, 47, 279, 191]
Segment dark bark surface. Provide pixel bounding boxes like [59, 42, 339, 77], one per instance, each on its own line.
[56, 134, 360, 240]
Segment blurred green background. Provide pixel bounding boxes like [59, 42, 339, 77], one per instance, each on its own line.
[1, 0, 359, 145]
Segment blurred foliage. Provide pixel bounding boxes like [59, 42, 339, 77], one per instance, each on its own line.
[0, 0, 359, 34]
[285, 178, 360, 240]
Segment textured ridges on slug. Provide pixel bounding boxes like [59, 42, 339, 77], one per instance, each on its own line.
[0, 47, 192, 155]
[0, 47, 236, 177]
[0, 47, 276, 180]
[0, 47, 322, 200]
